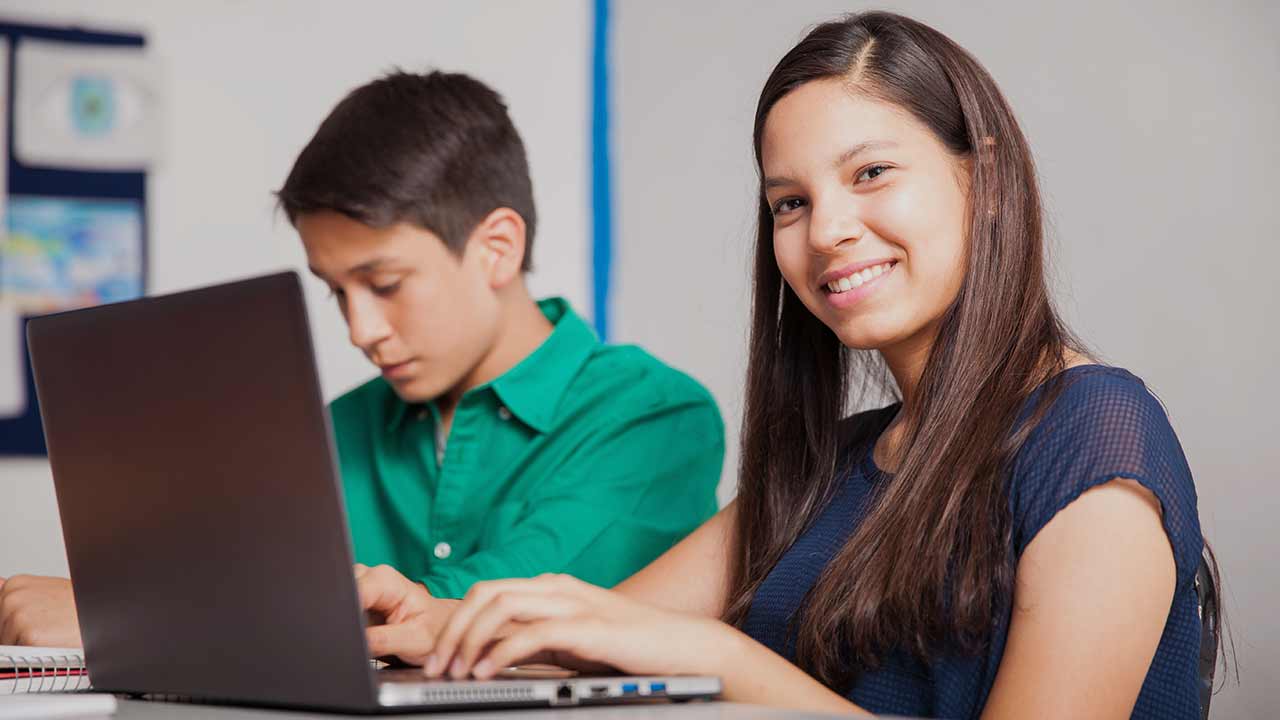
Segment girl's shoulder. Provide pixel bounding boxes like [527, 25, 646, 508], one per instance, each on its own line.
[1016, 363, 1175, 464]
[1008, 364, 1202, 578]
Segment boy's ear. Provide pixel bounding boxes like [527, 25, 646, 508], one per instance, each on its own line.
[470, 207, 527, 289]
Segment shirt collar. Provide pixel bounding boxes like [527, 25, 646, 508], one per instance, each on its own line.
[384, 390, 420, 433]
[384, 298, 597, 434]
[489, 298, 597, 433]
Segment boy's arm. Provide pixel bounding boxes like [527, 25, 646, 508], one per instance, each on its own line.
[0, 574, 81, 647]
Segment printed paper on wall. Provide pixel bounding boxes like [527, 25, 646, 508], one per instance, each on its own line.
[14, 38, 160, 171]
[0, 196, 145, 315]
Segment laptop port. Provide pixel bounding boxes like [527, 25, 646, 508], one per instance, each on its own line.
[589, 685, 609, 697]
[649, 681, 667, 694]
[556, 684, 573, 702]
[621, 683, 639, 695]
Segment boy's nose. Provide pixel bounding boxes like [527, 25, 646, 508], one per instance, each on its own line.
[346, 295, 392, 350]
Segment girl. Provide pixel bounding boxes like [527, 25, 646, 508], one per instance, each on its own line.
[359, 11, 1220, 718]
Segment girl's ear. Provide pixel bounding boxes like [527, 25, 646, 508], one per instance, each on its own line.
[980, 136, 997, 216]
[469, 207, 528, 289]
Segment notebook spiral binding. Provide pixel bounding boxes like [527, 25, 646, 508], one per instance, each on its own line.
[1, 652, 90, 694]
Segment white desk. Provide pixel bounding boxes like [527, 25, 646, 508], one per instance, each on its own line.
[111, 699, 853, 720]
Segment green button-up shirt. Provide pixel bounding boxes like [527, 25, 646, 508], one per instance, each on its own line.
[329, 298, 723, 598]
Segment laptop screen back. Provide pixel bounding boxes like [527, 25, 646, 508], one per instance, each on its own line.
[27, 272, 378, 711]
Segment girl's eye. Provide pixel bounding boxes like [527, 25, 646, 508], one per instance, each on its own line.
[772, 197, 806, 215]
[856, 164, 890, 183]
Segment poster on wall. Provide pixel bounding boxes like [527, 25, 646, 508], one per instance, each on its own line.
[0, 19, 151, 455]
[1, 196, 144, 312]
[14, 38, 160, 171]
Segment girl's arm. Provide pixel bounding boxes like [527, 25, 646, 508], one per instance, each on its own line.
[613, 501, 737, 616]
[702, 477, 1175, 717]
[426, 571, 873, 715]
[981, 477, 1176, 719]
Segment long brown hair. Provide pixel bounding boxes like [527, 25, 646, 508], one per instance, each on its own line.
[725, 11, 1082, 686]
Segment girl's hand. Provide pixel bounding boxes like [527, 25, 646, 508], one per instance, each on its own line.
[425, 573, 729, 680]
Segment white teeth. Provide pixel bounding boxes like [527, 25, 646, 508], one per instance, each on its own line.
[825, 262, 894, 294]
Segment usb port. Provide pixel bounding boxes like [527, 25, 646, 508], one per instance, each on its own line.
[649, 682, 667, 694]
[621, 683, 639, 695]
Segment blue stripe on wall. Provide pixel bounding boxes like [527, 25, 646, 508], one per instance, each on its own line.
[591, 0, 614, 341]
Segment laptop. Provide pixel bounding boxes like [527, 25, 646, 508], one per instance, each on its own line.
[26, 271, 721, 712]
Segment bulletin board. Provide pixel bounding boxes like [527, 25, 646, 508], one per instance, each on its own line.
[0, 18, 155, 455]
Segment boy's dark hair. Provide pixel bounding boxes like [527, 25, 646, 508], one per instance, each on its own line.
[277, 70, 537, 270]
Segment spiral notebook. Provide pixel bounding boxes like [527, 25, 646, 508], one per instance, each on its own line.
[0, 646, 90, 694]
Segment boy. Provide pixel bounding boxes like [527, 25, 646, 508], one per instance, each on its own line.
[0, 70, 723, 647]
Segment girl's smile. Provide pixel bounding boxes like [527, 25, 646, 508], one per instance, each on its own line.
[818, 258, 898, 309]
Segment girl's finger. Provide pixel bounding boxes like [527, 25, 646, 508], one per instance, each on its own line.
[453, 593, 586, 678]
[471, 619, 605, 680]
[429, 576, 586, 676]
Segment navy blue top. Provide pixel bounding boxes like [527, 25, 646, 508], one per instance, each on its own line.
[741, 366, 1203, 718]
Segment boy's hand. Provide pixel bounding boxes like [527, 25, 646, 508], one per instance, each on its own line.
[0, 575, 82, 647]
[354, 564, 457, 666]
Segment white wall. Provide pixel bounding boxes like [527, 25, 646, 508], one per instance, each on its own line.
[612, 1, 1278, 717]
[0, 0, 590, 569]
[1, 1, 1275, 716]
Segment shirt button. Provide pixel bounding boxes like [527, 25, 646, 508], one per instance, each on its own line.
[433, 542, 452, 560]
[497, 406, 512, 421]
[417, 408, 429, 421]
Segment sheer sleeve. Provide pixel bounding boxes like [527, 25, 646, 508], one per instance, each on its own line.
[1007, 368, 1203, 588]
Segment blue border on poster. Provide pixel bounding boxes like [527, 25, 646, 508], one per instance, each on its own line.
[591, 0, 613, 341]
[0, 19, 148, 455]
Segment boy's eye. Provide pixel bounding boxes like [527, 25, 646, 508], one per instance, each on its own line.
[372, 281, 401, 297]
